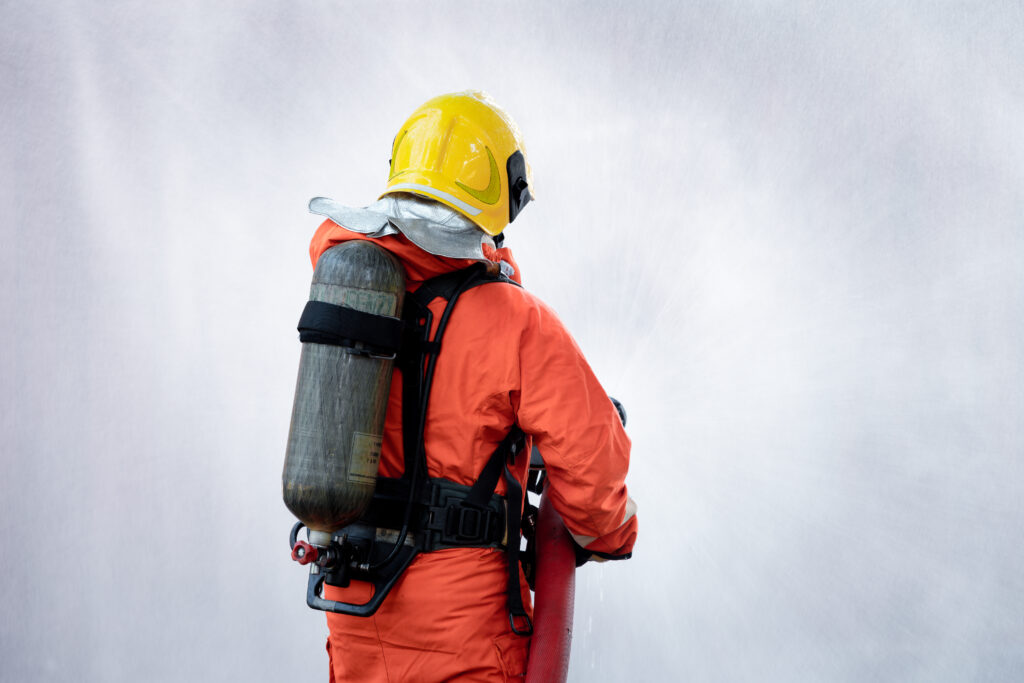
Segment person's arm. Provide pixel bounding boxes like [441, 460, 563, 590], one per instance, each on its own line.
[515, 297, 638, 561]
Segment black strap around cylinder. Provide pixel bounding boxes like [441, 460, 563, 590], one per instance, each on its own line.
[298, 300, 403, 354]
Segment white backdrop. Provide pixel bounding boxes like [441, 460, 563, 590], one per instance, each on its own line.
[2, 2, 1023, 681]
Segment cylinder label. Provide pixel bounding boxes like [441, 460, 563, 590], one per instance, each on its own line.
[349, 432, 383, 483]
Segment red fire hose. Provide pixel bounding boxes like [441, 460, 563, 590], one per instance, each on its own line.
[525, 491, 577, 683]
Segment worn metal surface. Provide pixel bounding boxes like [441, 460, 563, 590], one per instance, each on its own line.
[283, 241, 405, 533]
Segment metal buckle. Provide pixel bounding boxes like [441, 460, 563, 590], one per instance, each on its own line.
[509, 611, 533, 636]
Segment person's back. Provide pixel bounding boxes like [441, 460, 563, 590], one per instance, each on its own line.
[304, 92, 638, 682]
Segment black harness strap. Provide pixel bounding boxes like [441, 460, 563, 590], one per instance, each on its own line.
[412, 264, 495, 308]
[399, 264, 498, 485]
[349, 262, 531, 632]
[462, 424, 532, 633]
[503, 458, 532, 634]
[400, 264, 532, 634]
[371, 265, 511, 567]
[399, 299, 431, 486]
[362, 477, 507, 551]
[463, 426, 523, 509]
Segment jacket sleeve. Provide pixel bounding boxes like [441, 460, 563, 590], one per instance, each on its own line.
[515, 296, 638, 559]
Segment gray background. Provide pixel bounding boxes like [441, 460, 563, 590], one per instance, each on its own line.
[2, 2, 1022, 681]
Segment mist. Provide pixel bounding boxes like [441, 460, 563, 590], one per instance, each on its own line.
[2, 2, 1022, 681]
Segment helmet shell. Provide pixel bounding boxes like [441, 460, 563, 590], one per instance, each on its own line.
[381, 91, 532, 236]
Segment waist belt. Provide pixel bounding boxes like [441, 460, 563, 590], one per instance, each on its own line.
[358, 477, 507, 552]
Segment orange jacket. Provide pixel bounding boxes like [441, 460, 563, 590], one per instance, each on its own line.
[311, 219, 637, 682]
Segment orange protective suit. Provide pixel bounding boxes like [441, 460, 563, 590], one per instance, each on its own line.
[310, 219, 638, 682]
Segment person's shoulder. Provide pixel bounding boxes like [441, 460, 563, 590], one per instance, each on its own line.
[469, 277, 570, 333]
[471, 274, 543, 308]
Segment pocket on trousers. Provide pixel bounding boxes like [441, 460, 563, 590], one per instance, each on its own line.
[493, 631, 529, 679]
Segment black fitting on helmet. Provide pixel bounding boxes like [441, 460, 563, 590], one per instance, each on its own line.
[506, 150, 531, 224]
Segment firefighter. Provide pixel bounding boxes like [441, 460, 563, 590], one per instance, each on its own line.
[307, 91, 637, 682]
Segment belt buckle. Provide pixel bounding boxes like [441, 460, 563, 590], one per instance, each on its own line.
[441, 503, 491, 544]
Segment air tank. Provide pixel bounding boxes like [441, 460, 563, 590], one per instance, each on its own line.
[283, 240, 405, 535]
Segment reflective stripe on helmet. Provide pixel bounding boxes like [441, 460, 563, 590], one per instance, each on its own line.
[386, 183, 484, 217]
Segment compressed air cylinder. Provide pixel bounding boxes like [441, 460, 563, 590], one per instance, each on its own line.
[283, 241, 405, 534]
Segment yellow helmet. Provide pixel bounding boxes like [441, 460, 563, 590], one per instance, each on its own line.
[381, 91, 533, 236]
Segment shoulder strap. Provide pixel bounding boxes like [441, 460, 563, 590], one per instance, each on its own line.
[414, 263, 521, 307]
[460, 424, 532, 634]
[398, 263, 520, 482]
[392, 263, 532, 634]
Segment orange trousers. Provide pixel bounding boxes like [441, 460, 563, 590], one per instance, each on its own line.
[325, 548, 532, 682]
